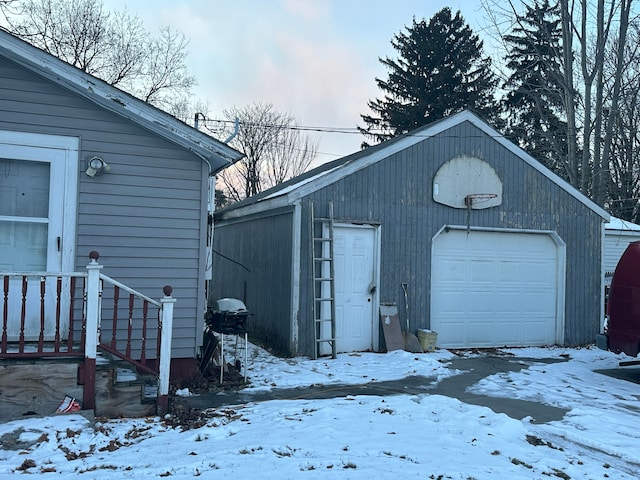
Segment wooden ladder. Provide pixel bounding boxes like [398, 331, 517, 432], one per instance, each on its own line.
[310, 200, 337, 359]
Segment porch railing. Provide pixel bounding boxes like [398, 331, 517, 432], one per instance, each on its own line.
[1, 272, 86, 358]
[0, 251, 175, 415]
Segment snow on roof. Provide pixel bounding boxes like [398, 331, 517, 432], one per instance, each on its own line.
[606, 216, 640, 231]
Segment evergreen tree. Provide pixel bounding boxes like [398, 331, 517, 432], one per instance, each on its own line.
[501, 0, 570, 179]
[359, 8, 497, 145]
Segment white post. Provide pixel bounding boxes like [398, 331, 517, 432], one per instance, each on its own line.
[83, 251, 103, 410]
[158, 285, 176, 415]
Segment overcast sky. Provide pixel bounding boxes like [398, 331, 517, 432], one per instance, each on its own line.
[103, 0, 490, 164]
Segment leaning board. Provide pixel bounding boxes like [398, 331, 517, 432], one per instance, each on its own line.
[379, 303, 405, 352]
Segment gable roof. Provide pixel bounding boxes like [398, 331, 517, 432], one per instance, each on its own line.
[0, 28, 243, 173]
[217, 110, 610, 221]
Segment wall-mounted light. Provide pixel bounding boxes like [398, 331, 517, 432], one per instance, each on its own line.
[85, 156, 110, 177]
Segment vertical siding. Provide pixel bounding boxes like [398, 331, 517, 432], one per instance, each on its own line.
[211, 209, 295, 355]
[214, 121, 604, 356]
[297, 121, 603, 353]
[0, 57, 208, 358]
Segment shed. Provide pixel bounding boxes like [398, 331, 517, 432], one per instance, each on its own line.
[212, 112, 609, 358]
[0, 29, 243, 379]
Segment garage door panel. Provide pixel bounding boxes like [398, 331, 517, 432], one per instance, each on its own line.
[494, 323, 521, 344]
[440, 258, 466, 281]
[469, 322, 496, 344]
[468, 292, 494, 312]
[431, 230, 559, 348]
[523, 320, 554, 343]
[438, 292, 466, 313]
[437, 321, 467, 346]
[470, 260, 495, 282]
[524, 290, 556, 314]
[498, 262, 522, 282]
[496, 292, 522, 313]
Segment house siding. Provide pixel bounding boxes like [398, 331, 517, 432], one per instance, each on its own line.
[217, 119, 603, 356]
[0, 56, 208, 358]
[604, 231, 640, 278]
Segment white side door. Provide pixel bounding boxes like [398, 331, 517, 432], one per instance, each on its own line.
[0, 132, 79, 340]
[321, 224, 377, 354]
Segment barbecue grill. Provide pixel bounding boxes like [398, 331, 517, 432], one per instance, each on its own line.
[204, 298, 251, 382]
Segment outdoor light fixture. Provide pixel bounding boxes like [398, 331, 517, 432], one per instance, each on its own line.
[85, 156, 110, 177]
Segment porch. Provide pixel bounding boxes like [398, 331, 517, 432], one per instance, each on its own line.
[0, 251, 175, 420]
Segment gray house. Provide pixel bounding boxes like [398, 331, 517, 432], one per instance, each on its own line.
[0, 29, 243, 381]
[212, 110, 609, 357]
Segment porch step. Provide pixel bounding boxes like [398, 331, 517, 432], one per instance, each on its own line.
[94, 352, 158, 417]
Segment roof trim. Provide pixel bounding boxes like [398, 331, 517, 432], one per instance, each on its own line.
[0, 28, 243, 173]
[218, 110, 609, 221]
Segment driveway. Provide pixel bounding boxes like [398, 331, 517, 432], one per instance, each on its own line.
[174, 354, 574, 423]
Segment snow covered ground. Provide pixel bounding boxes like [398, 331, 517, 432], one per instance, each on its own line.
[1, 344, 639, 479]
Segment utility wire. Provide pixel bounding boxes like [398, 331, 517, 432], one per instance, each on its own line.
[199, 117, 527, 141]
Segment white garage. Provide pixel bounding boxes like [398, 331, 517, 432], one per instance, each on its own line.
[431, 228, 565, 348]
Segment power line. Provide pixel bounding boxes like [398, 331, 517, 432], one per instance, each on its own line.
[200, 117, 366, 135]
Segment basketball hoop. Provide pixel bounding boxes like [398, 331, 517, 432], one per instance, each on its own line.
[464, 193, 498, 209]
[464, 193, 499, 235]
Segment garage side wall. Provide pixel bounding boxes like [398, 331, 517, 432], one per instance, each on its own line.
[212, 208, 295, 355]
[297, 121, 602, 351]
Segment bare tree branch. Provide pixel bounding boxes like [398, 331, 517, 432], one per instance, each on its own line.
[217, 103, 318, 203]
[2, 0, 196, 115]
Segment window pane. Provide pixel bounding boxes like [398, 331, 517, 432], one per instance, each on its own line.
[0, 158, 50, 217]
[0, 221, 48, 270]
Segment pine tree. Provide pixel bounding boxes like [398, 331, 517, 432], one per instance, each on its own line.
[360, 8, 497, 145]
[501, 0, 570, 178]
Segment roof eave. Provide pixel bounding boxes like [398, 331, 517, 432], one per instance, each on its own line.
[0, 29, 243, 173]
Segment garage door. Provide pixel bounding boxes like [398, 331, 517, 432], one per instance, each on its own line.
[431, 229, 560, 348]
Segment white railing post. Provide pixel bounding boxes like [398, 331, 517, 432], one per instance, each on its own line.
[157, 285, 176, 415]
[83, 251, 103, 410]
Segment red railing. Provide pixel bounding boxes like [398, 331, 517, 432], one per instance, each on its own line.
[1, 272, 86, 358]
[0, 252, 176, 415]
[97, 276, 165, 377]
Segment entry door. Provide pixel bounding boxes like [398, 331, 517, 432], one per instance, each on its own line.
[0, 132, 79, 340]
[322, 224, 377, 354]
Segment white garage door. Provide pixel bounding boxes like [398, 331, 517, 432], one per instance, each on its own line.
[431, 229, 560, 348]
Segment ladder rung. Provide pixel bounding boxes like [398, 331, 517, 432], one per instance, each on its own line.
[311, 200, 336, 359]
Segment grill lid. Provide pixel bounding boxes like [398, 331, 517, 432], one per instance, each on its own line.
[214, 298, 247, 313]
